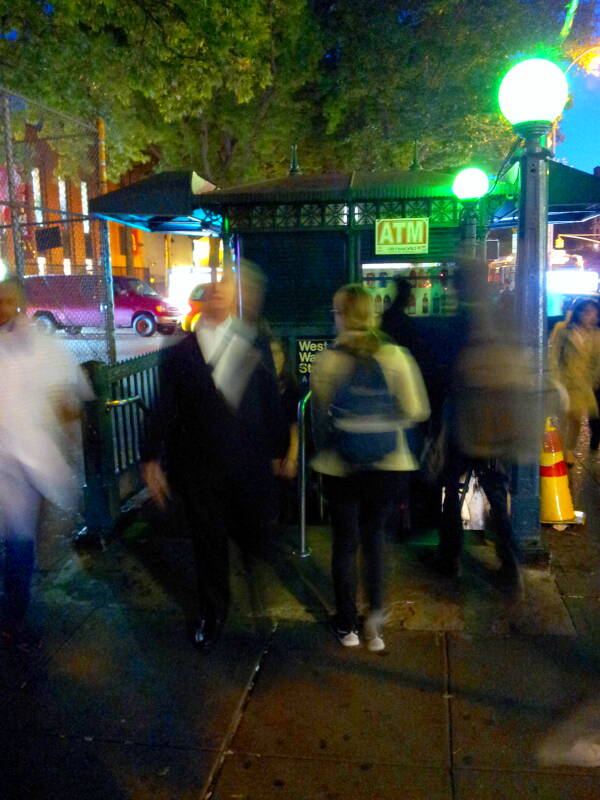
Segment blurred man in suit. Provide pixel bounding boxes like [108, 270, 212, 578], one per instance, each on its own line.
[142, 270, 288, 648]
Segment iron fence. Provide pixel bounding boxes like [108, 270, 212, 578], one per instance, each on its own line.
[81, 351, 161, 537]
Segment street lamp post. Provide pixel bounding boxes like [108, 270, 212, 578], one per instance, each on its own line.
[452, 167, 490, 260]
[498, 58, 569, 555]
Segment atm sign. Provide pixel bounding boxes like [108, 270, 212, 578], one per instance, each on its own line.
[375, 218, 429, 254]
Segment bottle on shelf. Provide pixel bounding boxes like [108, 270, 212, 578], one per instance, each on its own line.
[407, 291, 416, 315]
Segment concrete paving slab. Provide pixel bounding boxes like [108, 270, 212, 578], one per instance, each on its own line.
[0, 731, 215, 800]
[300, 527, 574, 634]
[213, 753, 452, 800]
[454, 767, 600, 800]
[545, 528, 600, 599]
[0, 597, 95, 707]
[40, 543, 186, 612]
[449, 634, 600, 770]
[3, 606, 265, 749]
[231, 623, 448, 768]
[556, 599, 600, 665]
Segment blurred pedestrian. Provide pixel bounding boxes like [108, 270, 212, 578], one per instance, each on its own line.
[311, 284, 430, 651]
[381, 276, 428, 369]
[549, 298, 600, 463]
[424, 265, 536, 593]
[270, 338, 299, 522]
[0, 277, 92, 645]
[142, 270, 289, 649]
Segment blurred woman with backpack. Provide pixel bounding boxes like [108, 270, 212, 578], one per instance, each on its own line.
[310, 284, 430, 651]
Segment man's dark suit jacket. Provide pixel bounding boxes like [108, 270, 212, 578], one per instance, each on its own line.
[142, 329, 289, 499]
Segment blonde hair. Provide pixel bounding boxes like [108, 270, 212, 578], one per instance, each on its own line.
[333, 283, 374, 331]
[333, 283, 382, 356]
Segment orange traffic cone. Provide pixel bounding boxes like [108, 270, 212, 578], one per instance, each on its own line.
[540, 418, 585, 528]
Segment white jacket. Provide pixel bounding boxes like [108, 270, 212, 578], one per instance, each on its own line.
[0, 316, 93, 509]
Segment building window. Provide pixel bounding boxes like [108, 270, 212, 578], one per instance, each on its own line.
[31, 168, 43, 225]
[58, 178, 68, 219]
[80, 181, 90, 233]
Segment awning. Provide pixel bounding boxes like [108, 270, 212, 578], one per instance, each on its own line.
[194, 168, 510, 205]
[90, 171, 222, 235]
[90, 162, 600, 235]
[490, 161, 600, 228]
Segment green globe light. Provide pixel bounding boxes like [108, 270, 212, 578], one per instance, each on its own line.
[498, 58, 569, 126]
[452, 167, 490, 200]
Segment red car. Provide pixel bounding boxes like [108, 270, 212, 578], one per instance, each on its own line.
[24, 274, 181, 337]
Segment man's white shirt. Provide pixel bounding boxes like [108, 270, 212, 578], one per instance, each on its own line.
[195, 316, 260, 410]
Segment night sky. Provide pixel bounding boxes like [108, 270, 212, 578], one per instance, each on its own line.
[556, 67, 600, 173]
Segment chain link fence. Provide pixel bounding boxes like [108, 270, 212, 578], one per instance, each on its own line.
[0, 87, 114, 363]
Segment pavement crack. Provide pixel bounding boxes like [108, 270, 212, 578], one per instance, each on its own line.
[203, 622, 278, 799]
[443, 632, 458, 800]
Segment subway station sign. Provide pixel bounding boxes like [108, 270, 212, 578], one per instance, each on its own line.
[296, 337, 332, 386]
[375, 218, 429, 255]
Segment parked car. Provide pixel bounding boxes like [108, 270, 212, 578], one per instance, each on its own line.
[24, 275, 181, 337]
[181, 283, 208, 332]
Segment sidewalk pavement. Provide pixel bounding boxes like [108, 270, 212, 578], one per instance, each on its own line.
[2, 453, 600, 799]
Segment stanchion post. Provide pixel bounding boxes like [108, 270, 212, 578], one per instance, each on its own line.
[96, 118, 117, 365]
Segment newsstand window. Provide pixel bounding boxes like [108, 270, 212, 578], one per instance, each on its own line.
[361, 263, 457, 319]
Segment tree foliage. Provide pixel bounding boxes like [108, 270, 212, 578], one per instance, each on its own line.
[1, 0, 597, 184]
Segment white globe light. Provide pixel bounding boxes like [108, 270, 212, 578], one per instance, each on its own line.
[452, 167, 490, 200]
[498, 58, 569, 126]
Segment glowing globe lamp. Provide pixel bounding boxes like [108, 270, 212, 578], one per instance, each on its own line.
[452, 167, 490, 201]
[498, 58, 568, 127]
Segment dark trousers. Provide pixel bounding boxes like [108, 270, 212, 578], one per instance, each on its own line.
[324, 471, 404, 631]
[180, 467, 276, 626]
[3, 539, 36, 623]
[439, 453, 516, 567]
[589, 388, 600, 450]
[0, 462, 42, 625]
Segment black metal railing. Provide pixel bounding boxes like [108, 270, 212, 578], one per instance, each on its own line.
[81, 351, 161, 538]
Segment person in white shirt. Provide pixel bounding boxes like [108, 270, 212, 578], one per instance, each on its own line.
[0, 277, 92, 645]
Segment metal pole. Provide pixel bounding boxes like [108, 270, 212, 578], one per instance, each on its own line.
[96, 119, 117, 364]
[296, 390, 312, 558]
[1, 93, 25, 278]
[460, 202, 478, 260]
[235, 232, 243, 318]
[511, 127, 549, 558]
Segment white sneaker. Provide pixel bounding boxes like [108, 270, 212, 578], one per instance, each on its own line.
[364, 612, 386, 652]
[331, 622, 360, 647]
[366, 633, 385, 652]
[539, 738, 600, 767]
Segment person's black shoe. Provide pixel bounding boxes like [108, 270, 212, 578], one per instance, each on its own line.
[419, 549, 462, 580]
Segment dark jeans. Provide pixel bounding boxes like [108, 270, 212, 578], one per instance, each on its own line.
[324, 471, 405, 631]
[589, 388, 600, 450]
[439, 452, 516, 567]
[0, 462, 42, 625]
[3, 539, 36, 623]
